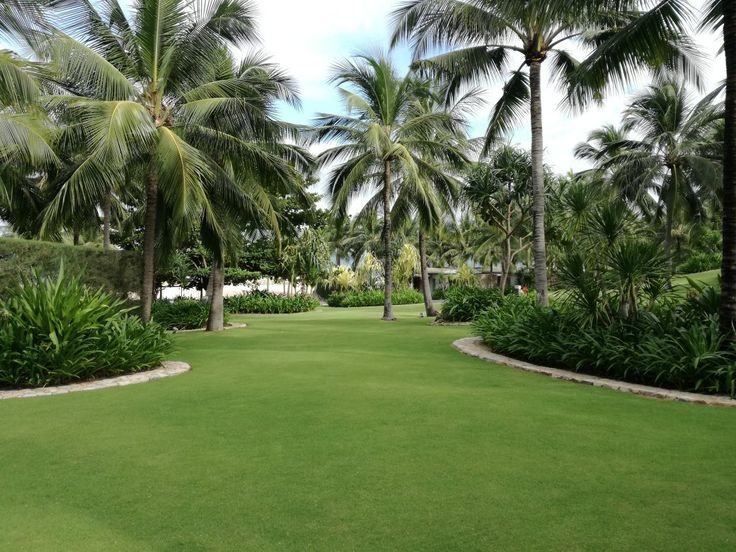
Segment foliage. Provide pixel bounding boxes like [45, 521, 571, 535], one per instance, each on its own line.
[225, 291, 319, 314]
[0, 237, 141, 297]
[151, 298, 219, 330]
[0, 266, 170, 388]
[440, 286, 503, 322]
[394, 243, 420, 286]
[452, 264, 477, 287]
[326, 266, 357, 292]
[474, 287, 736, 397]
[677, 251, 722, 274]
[327, 287, 423, 308]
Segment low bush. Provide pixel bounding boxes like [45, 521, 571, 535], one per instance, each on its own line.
[473, 289, 736, 397]
[152, 298, 216, 330]
[0, 267, 171, 389]
[439, 286, 503, 322]
[225, 291, 319, 314]
[677, 251, 722, 274]
[432, 288, 448, 301]
[327, 287, 423, 308]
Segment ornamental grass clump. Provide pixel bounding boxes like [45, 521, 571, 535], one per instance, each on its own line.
[0, 266, 171, 389]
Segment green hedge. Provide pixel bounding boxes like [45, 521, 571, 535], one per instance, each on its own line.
[225, 292, 319, 314]
[327, 287, 423, 308]
[0, 238, 142, 298]
[151, 298, 221, 330]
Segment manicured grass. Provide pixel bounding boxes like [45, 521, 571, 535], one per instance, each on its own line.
[672, 269, 721, 289]
[1, 305, 735, 550]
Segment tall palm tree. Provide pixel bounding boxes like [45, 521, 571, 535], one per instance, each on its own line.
[581, 80, 722, 265]
[392, 0, 701, 306]
[314, 55, 467, 320]
[37, 0, 305, 323]
[703, 0, 736, 334]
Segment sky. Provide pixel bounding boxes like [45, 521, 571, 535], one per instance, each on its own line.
[251, 0, 725, 180]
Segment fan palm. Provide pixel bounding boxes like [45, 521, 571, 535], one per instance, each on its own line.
[37, 0, 308, 323]
[314, 55, 467, 320]
[392, 0, 702, 306]
[585, 80, 722, 266]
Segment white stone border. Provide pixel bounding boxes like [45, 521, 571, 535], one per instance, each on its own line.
[453, 337, 736, 407]
[0, 361, 191, 400]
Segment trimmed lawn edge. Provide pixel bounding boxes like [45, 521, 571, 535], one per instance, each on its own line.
[453, 336, 736, 407]
[0, 361, 191, 400]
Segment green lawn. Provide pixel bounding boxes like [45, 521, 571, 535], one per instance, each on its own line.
[1, 305, 735, 550]
[672, 269, 721, 289]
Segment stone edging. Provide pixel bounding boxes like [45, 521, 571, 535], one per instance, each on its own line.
[172, 322, 247, 334]
[432, 320, 472, 326]
[0, 361, 191, 400]
[453, 337, 736, 408]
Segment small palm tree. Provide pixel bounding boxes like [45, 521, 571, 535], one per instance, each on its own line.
[315, 55, 467, 320]
[392, 0, 701, 305]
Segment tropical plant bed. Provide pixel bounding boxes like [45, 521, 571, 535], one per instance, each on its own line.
[454, 337, 736, 407]
[0, 361, 190, 400]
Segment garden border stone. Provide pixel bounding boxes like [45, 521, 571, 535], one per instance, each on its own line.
[0, 361, 191, 400]
[453, 336, 736, 407]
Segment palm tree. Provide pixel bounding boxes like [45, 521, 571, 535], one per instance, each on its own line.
[703, 0, 736, 334]
[392, 0, 701, 306]
[582, 80, 722, 265]
[37, 0, 305, 323]
[315, 55, 467, 320]
[464, 146, 533, 295]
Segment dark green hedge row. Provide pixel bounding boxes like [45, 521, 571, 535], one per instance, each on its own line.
[0, 238, 142, 298]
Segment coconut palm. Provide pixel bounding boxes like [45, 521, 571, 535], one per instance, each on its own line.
[37, 0, 308, 323]
[392, 0, 702, 306]
[314, 55, 467, 320]
[584, 80, 722, 266]
[703, 0, 736, 334]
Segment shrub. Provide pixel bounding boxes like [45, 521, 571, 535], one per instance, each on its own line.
[0, 237, 142, 298]
[152, 298, 216, 330]
[677, 251, 722, 274]
[225, 291, 319, 314]
[0, 267, 171, 389]
[327, 287, 423, 307]
[439, 286, 503, 322]
[432, 288, 448, 301]
[473, 290, 736, 397]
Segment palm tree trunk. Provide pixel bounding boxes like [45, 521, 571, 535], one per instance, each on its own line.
[500, 236, 512, 296]
[73, 228, 80, 245]
[207, 258, 225, 331]
[722, 1, 736, 336]
[102, 192, 112, 250]
[140, 165, 158, 324]
[529, 60, 549, 306]
[664, 206, 674, 270]
[382, 161, 395, 321]
[418, 229, 437, 317]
